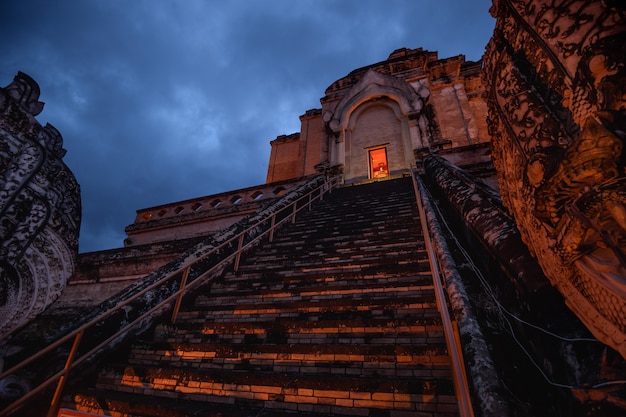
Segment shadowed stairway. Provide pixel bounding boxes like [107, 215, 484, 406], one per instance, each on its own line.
[62, 177, 461, 417]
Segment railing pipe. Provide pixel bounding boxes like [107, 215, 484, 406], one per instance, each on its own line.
[411, 170, 475, 417]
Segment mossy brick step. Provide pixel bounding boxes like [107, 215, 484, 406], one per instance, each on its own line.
[215, 268, 433, 289]
[286, 213, 418, 229]
[128, 340, 449, 356]
[195, 281, 434, 303]
[213, 274, 432, 297]
[217, 259, 430, 283]
[237, 251, 423, 271]
[242, 248, 424, 267]
[88, 368, 459, 417]
[173, 309, 438, 326]
[242, 240, 426, 262]
[171, 301, 439, 325]
[156, 332, 446, 349]
[125, 357, 453, 380]
[276, 204, 417, 225]
[174, 294, 437, 317]
[69, 389, 333, 417]
[158, 333, 447, 350]
[269, 226, 418, 242]
[237, 244, 424, 259]
[232, 258, 429, 276]
[289, 203, 416, 218]
[246, 240, 423, 260]
[93, 364, 456, 407]
[202, 281, 435, 304]
[156, 315, 443, 338]
[126, 342, 449, 368]
[207, 273, 434, 296]
[71, 385, 459, 417]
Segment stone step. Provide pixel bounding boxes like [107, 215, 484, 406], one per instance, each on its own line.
[61, 178, 462, 417]
[226, 260, 430, 286]
[86, 365, 457, 416]
[238, 253, 423, 270]
[70, 379, 459, 417]
[69, 389, 334, 417]
[174, 294, 437, 322]
[157, 316, 443, 342]
[268, 221, 419, 237]
[159, 329, 446, 348]
[208, 272, 434, 295]
[249, 238, 423, 255]
[174, 308, 438, 325]
[231, 258, 428, 276]
[218, 267, 432, 288]
[242, 236, 426, 262]
[126, 342, 451, 377]
[204, 282, 434, 304]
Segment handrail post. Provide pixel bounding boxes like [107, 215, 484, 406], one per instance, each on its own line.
[171, 266, 191, 323]
[269, 214, 276, 242]
[47, 330, 84, 417]
[234, 233, 245, 272]
[291, 202, 297, 223]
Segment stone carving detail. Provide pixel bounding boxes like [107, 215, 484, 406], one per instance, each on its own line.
[0, 72, 81, 341]
[483, 0, 626, 356]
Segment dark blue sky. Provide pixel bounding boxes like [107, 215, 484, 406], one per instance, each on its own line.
[0, 0, 495, 252]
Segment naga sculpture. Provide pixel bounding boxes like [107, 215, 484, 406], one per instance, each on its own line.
[0, 72, 81, 341]
[483, 0, 626, 356]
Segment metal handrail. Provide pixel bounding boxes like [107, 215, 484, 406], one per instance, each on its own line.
[0, 175, 340, 417]
[410, 170, 475, 417]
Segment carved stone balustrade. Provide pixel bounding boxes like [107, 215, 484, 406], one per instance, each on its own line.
[483, 0, 626, 357]
[0, 72, 81, 342]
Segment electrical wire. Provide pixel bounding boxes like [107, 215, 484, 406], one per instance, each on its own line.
[423, 185, 626, 390]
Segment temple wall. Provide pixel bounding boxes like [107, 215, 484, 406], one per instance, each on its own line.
[266, 134, 301, 183]
[51, 238, 201, 310]
[299, 109, 324, 176]
[126, 211, 255, 247]
[125, 177, 311, 246]
[266, 48, 491, 184]
[430, 83, 476, 147]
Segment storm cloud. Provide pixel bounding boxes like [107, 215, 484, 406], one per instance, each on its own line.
[0, 0, 495, 252]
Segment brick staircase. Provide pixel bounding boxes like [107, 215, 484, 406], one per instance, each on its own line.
[63, 177, 460, 417]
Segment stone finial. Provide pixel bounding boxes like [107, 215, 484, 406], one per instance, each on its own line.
[4, 72, 44, 116]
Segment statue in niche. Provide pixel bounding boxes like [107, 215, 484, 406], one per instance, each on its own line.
[483, 0, 626, 359]
[0, 72, 81, 343]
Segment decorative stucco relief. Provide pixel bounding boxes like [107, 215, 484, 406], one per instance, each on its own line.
[483, 0, 626, 356]
[0, 72, 81, 341]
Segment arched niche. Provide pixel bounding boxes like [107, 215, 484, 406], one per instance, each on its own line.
[324, 70, 429, 182]
[343, 98, 410, 182]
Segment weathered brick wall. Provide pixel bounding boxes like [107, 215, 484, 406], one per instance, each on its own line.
[266, 134, 301, 183]
[266, 48, 490, 184]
